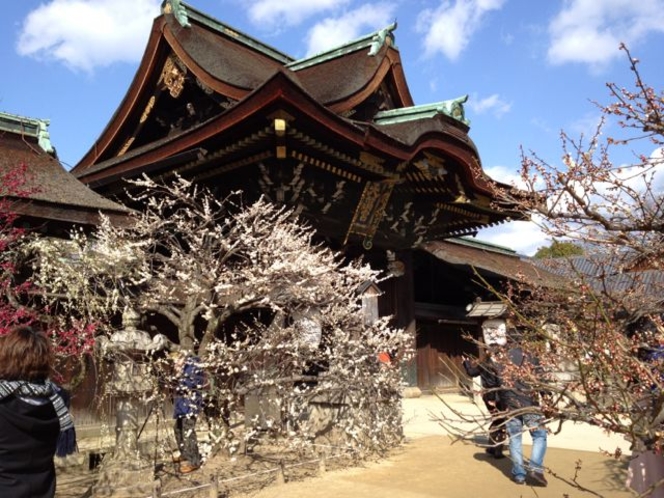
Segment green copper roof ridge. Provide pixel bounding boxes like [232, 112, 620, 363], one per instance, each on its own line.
[162, 1, 294, 64]
[373, 95, 470, 126]
[163, 0, 190, 28]
[286, 22, 398, 71]
[374, 99, 460, 116]
[449, 236, 518, 256]
[0, 111, 54, 154]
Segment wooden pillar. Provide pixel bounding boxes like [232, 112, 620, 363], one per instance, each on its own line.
[209, 476, 219, 497]
[378, 250, 418, 390]
[397, 250, 418, 390]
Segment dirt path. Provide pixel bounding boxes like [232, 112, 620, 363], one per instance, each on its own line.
[233, 436, 632, 498]
[56, 393, 635, 497]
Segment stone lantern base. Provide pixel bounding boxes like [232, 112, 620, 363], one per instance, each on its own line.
[91, 459, 155, 497]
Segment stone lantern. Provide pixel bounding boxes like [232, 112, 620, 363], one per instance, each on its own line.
[93, 307, 172, 497]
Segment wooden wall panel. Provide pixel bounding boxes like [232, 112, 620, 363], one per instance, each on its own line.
[415, 319, 480, 390]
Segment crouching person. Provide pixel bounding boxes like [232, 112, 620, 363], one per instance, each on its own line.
[172, 351, 206, 474]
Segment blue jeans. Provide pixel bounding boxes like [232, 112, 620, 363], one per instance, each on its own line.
[506, 413, 547, 480]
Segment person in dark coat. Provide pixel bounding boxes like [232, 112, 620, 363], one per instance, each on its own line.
[172, 351, 206, 473]
[463, 346, 506, 458]
[0, 325, 77, 498]
[495, 344, 548, 487]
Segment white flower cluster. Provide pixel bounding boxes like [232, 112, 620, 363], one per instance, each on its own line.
[31, 174, 413, 459]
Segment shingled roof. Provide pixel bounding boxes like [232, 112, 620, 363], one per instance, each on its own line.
[0, 111, 131, 234]
[421, 238, 567, 288]
[71, 0, 525, 250]
[535, 255, 664, 297]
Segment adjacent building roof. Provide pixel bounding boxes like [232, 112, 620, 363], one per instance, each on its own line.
[421, 237, 566, 288]
[0, 111, 131, 234]
[71, 0, 524, 250]
[535, 255, 664, 296]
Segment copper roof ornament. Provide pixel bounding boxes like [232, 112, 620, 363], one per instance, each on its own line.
[162, 0, 190, 28]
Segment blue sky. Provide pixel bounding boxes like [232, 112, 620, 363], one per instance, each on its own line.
[3, 0, 664, 255]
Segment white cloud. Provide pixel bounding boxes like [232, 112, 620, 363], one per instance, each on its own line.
[16, 0, 160, 73]
[415, 0, 506, 61]
[247, 0, 351, 28]
[649, 147, 664, 193]
[529, 117, 558, 138]
[467, 93, 511, 118]
[481, 165, 550, 256]
[484, 164, 525, 188]
[566, 111, 603, 138]
[305, 3, 397, 56]
[617, 147, 664, 198]
[476, 220, 548, 256]
[547, 0, 664, 68]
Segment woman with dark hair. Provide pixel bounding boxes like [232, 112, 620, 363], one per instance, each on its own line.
[0, 325, 77, 498]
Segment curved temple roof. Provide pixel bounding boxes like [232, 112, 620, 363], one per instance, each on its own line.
[0, 111, 131, 234]
[72, 0, 523, 249]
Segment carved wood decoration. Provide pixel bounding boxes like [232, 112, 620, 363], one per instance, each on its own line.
[346, 179, 396, 249]
[160, 55, 186, 98]
[414, 151, 447, 180]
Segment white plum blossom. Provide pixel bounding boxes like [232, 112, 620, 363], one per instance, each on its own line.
[31, 174, 412, 459]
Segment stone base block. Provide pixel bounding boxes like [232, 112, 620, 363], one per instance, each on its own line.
[401, 386, 422, 398]
[91, 461, 154, 497]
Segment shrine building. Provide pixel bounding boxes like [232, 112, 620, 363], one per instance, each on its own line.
[71, 0, 537, 391]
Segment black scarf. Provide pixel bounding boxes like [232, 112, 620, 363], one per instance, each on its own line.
[0, 379, 77, 457]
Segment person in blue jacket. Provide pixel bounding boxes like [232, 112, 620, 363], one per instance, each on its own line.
[172, 350, 206, 473]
